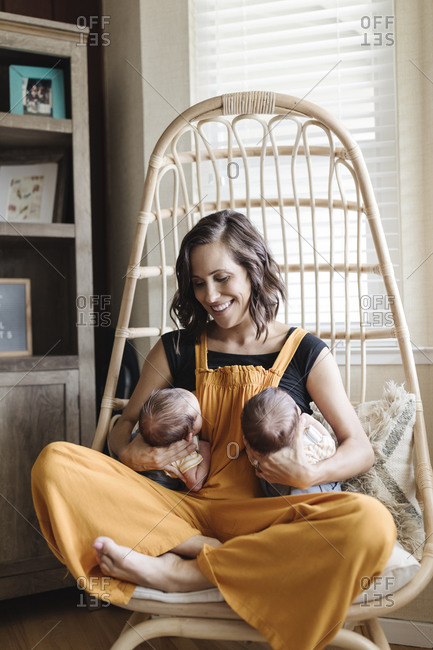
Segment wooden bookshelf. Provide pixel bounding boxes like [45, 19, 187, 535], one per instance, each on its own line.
[0, 12, 95, 599]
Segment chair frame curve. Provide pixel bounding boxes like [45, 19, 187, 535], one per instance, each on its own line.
[92, 91, 433, 649]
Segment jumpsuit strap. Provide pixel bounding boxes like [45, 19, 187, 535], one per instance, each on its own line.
[270, 327, 309, 375]
[195, 331, 208, 371]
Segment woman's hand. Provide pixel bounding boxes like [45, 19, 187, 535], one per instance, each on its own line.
[244, 414, 316, 490]
[119, 433, 197, 473]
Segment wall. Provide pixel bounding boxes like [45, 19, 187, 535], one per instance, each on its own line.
[385, 0, 433, 623]
[102, 0, 190, 363]
[101, 0, 145, 326]
[395, 0, 433, 346]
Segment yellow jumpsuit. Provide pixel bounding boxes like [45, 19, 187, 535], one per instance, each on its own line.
[31, 329, 396, 650]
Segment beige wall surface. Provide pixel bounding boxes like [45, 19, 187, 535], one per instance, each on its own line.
[386, 0, 433, 623]
[395, 0, 433, 347]
[103, 0, 146, 322]
[103, 0, 190, 363]
[102, 0, 433, 624]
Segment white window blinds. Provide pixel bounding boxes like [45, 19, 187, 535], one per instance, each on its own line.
[190, 0, 399, 333]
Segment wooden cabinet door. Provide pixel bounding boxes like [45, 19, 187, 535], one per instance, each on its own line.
[0, 370, 79, 599]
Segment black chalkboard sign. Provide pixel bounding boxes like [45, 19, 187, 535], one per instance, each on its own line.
[0, 279, 32, 356]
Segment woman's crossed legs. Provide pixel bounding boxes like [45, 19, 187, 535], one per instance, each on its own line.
[93, 534, 221, 592]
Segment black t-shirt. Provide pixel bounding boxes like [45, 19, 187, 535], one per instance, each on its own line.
[161, 327, 327, 414]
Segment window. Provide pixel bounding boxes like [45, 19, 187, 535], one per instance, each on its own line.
[190, 0, 399, 336]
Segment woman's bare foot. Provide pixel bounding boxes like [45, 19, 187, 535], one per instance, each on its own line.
[93, 536, 214, 592]
[171, 534, 222, 557]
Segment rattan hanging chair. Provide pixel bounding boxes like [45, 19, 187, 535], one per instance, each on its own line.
[92, 91, 433, 650]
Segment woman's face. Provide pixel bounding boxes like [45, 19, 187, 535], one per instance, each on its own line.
[190, 240, 252, 331]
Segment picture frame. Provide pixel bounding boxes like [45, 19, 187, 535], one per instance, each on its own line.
[0, 148, 68, 223]
[9, 65, 66, 119]
[0, 279, 32, 357]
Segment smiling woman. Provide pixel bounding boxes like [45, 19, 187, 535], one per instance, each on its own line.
[172, 210, 286, 346]
[190, 242, 252, 334]
[31, 210, 395, 650]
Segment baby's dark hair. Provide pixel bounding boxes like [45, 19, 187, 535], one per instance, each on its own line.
[241, 387, 299, 454]
[139, 388, 198, 447]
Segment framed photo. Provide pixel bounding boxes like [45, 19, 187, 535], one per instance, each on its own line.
[0, 279, 32, 357]
[0, 149, 68, 223]
[9, 65, 66, 119]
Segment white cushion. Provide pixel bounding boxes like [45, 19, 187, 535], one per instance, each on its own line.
[131, 541, 419, 606]
[132, 585, 224, 603]
[352, 540, 420, 604]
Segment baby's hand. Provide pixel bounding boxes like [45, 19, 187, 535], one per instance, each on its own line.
[302, 413, 333, 441]
[181, 440, 211, 492]
[163, 463, 186, 481]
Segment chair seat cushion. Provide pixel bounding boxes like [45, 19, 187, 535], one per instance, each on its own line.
[352, 539, 420, 604]
[132, 540, 419, 605]
[132, 585, 224, 603]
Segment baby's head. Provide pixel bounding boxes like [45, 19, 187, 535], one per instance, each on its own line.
[139, 388, 202, 447]
[241, 387, 299, 454]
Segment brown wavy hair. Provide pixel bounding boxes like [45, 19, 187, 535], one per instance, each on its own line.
[170, 210, 286, 341]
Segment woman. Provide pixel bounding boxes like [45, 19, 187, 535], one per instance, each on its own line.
[32, 210, 396, 650]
